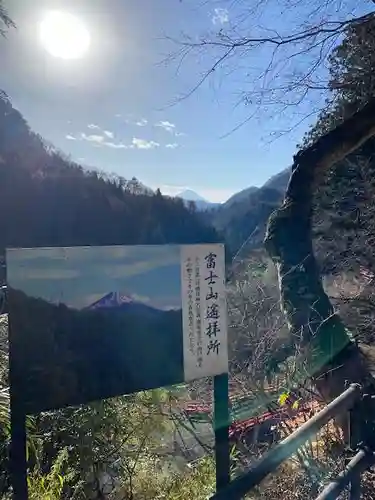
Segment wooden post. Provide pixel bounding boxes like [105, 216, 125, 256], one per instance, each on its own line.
[214, 373, 230, 492]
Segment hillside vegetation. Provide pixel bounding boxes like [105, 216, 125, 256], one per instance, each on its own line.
[0, 92, 220, 255]
[0, 91, 223, 499]
[211, 182, 286, 256]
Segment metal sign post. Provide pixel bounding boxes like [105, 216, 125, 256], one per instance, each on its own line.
[214, 373, 230, 491]
[6, 266, 28, 500]
[9, 403, 27, 500]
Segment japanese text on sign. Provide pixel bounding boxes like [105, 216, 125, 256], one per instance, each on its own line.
[195, 256, 203, 368]
[181, 244, 228, 381]
[204, 252, 221, 357]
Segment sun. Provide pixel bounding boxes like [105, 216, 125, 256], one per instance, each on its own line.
[39, 11, 91, 60]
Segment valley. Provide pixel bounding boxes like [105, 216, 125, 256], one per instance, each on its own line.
[2, 2, 375, 498]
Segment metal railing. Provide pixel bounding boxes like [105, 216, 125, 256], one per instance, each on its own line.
[316, 449, 374, 500]
[211, 384, 375, 500]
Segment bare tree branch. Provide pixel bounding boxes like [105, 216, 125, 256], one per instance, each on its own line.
[164, 1, 375, 136]
[0, 2, 15, 37]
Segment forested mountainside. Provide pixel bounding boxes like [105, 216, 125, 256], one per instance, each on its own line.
[223, 185, 259, 208]
[2, 15, 375, 295]
[0, 88, 292, 265]
[210, 168, 290, 255]
[2, 5, 375, 500]
[211, 186, 284, 255]
[0, 92, 221, 255]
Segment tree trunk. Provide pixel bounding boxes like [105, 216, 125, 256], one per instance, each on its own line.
[264, 99, 375, 441]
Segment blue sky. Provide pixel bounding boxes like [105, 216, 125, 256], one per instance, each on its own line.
[1, 0, 368, 202]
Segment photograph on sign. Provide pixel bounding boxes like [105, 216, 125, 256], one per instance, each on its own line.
[6, 244, 227, 414]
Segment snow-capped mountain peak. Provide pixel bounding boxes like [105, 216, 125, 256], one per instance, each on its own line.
[176, 189, 209, 203]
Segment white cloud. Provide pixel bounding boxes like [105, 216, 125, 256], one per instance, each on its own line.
[81, 133, 105, 144]
[155, 120, 176, 133]
[212, 7, 229, 25]
[104, 141, 127, 149]
[66, 134, 76, 140]
[81, 133, 126, 149]
[88, 124, 100, 130]
[115, 114, 122, 118]
[165, 143, 178, 149]
[129, 293, 151, 303]
[136, 118, 148, 127]
[13, 268, 80, 280]
[132, 138, 159, 149]
[75, 129, 161, 151]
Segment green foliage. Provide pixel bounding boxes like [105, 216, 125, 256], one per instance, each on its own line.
[27, 448, 68, 500]
[29, 391, 171, 499]
[116, 456, 215, 500]
[278, 392, 289, 406]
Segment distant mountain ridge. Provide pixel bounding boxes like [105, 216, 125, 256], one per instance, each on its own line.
[0, 89, 296, 270]
[0, 91, 221, 256]
[263, 168, 291, 191]
[210, 168, 291, 255]
[176, 189, 220, 210]
[87, 291, 164, 317]
[176, 189, 208, 203]
[88, 292, 135, 309]
[223, 186, 259, 208]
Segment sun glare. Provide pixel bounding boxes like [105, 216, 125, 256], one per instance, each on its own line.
[39, 11, 91, 60]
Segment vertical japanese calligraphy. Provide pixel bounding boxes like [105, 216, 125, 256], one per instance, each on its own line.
[204, 252, 221, 357]
[181, 244, 228, 381]
[195, 255, 203, 368]
[186, 256, 195, 357]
